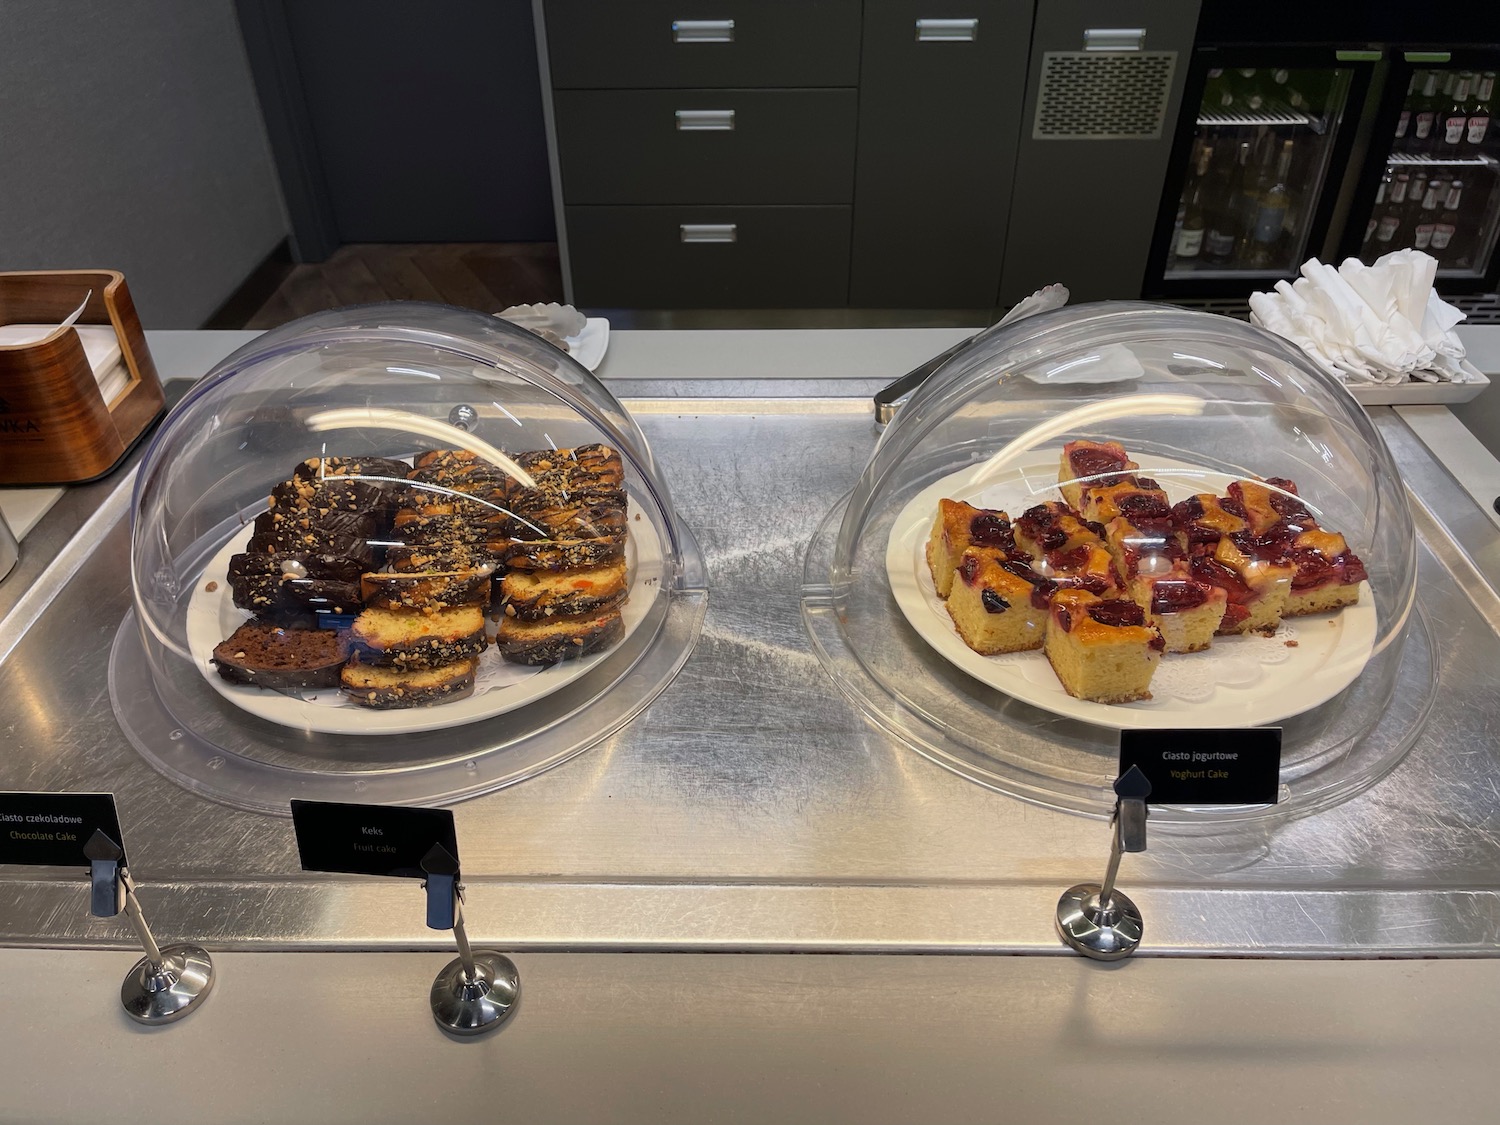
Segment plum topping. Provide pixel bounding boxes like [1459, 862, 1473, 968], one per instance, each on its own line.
[1222, 496, 1249, 520]
[1049, 545, 1092, 572]
[1118, 493, 1170, 520]
[1087, 599, 1146, 628]
[1069, 447, 1130, 481]
[1150, 577, 1210, 613]
[1056, 573, 1113, 598]
[969, 512, 1015, 549]
[958, 554, 981, 585]
[1342, 552, 1368, 585]
[981, 589, 1010, 613]
[1148, 633, 1166, 652]
[1190, 556, 1253, 602]
[1054, 605, 1074, 632]
[1002, 560, 1057, 609]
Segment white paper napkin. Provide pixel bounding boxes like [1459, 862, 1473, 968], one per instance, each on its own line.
[1249, 251, 1469, 386]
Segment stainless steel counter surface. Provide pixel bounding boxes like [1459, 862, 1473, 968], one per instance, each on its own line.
[4, 329, 1500, 1125]
[4, 350, 1500, 956]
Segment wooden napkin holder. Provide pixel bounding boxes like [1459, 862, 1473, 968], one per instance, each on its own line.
[0, 269, 166, 485]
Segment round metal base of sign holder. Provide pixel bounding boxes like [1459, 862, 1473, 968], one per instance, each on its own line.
[120, 944, 216, 1024]
[1055, 884, 1143, 961]
[430, 951, 520, 1035]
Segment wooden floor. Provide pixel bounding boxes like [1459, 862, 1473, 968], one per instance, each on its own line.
[244, 243, 565, 330]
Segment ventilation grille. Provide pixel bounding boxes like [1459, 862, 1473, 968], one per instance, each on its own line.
[1033, 51, 1177, 140]
[1446, 292, 1500, 324]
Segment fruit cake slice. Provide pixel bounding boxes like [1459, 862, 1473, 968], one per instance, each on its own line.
[1077, 477, 1171, 527]
[945, 548, 1055, 655]
[1044, 589, 1165, 704]
[1012, 503, 1124, 600]
[1058, 440, 1140, 512]
[1228, 478, 1366, 615]
[1172, 493, 1294, 635]
[500, 560, 628, 623]
[1103, 514, 1225, 653]
[360, 569, 492, 613]
[497, 608, 625, 665]
[350, 604, 488, 668]
[341, 655, 479, 709]
[925, 498, 1020, 598]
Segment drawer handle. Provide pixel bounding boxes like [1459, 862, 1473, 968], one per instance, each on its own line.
[672, 19, 735, 43]
[680, 224, 737, 243]
[915, 18, 978, 42]
[676, 109, 736, 131]
[1083, 27, 1145, 51]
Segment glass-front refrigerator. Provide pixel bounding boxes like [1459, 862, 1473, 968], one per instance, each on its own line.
[1341, 54, 1500, 292]
[1143, 51, 1375, 299]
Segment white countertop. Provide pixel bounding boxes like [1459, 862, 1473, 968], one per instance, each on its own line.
[5, 326, 1500, 1124]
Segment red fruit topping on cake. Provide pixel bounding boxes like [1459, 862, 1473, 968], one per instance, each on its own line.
[968, 512, 1016, 550]
[1068, 446, 1133, 481]
[1088, 599, 1147, 628]
[1000, 559, 1058, 609]
[1149, 577, 1210, 614]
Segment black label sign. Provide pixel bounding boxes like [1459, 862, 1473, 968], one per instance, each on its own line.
[0, 792, 124, 867]
[1119, 729, 1282, 806]
[291, 800, 458, 880]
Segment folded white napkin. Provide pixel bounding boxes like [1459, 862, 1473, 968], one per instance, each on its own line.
[1249, 251, 1468, 386]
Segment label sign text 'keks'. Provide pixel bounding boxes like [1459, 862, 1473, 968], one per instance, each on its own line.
[291, 800, 458, 880]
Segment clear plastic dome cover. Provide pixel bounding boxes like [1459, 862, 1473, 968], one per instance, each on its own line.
[803, 303, 1427, 828]
[113, 304, 706, 814]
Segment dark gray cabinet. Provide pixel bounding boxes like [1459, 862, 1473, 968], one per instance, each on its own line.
[566, 206, 853, 307]
[544, 0, 863, 89]
[553, 89, 858, 205]
[538, 0, 1034, 309]
[850, 0, 1035, 307]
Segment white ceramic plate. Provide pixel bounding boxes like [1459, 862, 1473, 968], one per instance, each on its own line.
[187, 504, 660, 735]
[885, 458, 1378, 730]
[565, 318, 610, 371]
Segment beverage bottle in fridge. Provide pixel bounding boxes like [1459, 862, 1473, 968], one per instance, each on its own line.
[1232, 69, 1265, 113]
[1468, 73, 1494, 147]
[1204, 142, 1250, 265]
[1412, 71, 1441, 153]
[1431, 180, 1465, 266]
[1249, 139, 1295, 268]
[1439, 74, 1473, 157]
[1175, 143, 1213, 262]
[1406, 172, 1430, 240]
[1412, 180, 1444, 251]
[1202, 68, 1234, 114]
[1394, 72, 1419, 151]
[1363, 170, 1392, 251]
[1373, 173, 1411, 252]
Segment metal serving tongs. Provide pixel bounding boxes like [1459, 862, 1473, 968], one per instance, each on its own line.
[872, 284, 1070, 425]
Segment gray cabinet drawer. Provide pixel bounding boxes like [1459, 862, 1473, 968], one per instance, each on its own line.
[554, 90, 856, 205]
[850, 0, 1035, 307]
[567, 206, 850, 307]
[544, 0, 862, 89]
